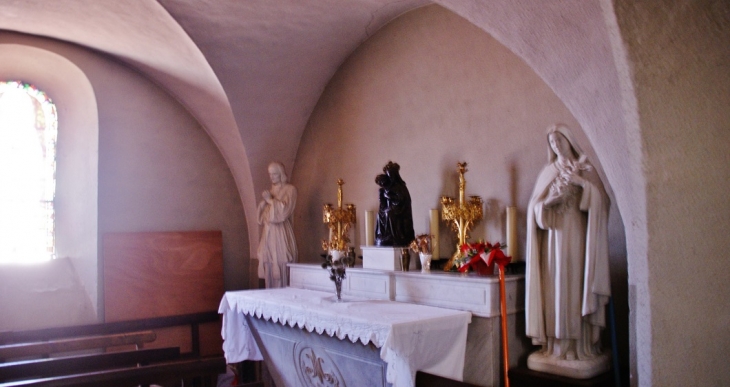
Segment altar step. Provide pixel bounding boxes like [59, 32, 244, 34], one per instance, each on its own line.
[509, 366, 615, 387]
[416, 371, 480, 387]
[243, 368, 478, 387]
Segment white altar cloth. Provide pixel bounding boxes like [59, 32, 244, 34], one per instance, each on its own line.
[219, 287, 472, 387]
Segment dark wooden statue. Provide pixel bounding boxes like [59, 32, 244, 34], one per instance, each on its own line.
[374, 161, 415, 247]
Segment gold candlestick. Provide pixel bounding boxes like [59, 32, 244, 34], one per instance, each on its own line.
[441, 162, 483, 271]
[322, 179, 357, 253]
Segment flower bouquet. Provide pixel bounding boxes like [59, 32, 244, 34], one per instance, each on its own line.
[456, 241, 511, 276]
[409, 234, 434, 272]
[321, 252, 347, 301]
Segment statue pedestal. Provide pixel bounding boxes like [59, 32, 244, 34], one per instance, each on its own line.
[509, 366, 614, 387]
[527, 351, 611, 380]
[361, 246, 403, 271]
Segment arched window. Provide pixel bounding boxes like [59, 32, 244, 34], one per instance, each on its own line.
[0, 81, 58, 263]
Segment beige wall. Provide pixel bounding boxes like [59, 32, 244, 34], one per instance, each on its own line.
[0, 33, 249, 329]
[293, 3, 629, 372]
[614, 1, 730, 385]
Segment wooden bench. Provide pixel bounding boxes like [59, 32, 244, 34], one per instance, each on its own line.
[0, 311, 219, 358]
[0, 312, 225, 386]
[0, 331, 157, 360]
[0, 357, 226, 387]
[0, 347, 179, 381]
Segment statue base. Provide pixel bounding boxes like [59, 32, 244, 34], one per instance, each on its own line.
[509, 366, 614, 387]
[361, 246, 406, 271]
[527, 350, 611, 379]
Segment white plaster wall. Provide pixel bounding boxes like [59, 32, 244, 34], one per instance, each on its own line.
[0, 33, 249, 328]
[95, 57, 249, 293]
[293, 4, 629, 373]
[0, 258, 95, 331]
[613, 1, 730, 386]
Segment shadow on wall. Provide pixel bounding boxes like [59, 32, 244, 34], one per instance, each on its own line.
[0, 257, 96, 331]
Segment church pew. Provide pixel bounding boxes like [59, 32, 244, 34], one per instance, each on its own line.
[0, 356, 226, 387]
[0, 347, 180, 381]
[0, 331, 157, 360]
[0, 311, 219, 357]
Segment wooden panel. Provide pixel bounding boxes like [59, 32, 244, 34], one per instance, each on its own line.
[103, 231, 224, 355]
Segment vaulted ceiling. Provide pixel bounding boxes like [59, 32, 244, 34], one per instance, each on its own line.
[0, 0, 633, 259]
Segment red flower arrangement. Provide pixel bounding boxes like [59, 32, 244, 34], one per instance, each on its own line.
[457, 241, 512, 276]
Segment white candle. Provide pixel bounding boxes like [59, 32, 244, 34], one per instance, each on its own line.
[365, 210, 375, 246]
[430, 209, 440, 259]
[506, 206, 518, 260]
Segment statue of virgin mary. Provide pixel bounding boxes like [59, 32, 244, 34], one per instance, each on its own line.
[525, 124, 612, 378]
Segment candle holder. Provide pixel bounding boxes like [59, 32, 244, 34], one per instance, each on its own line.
[322, 179, 357, 255]
[441, 162, 483, 271]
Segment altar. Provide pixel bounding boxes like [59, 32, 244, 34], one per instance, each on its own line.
[288, 263, 530, 387]
[219, 287, 471, 387]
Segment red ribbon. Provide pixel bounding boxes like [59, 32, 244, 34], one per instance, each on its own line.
[457, 241, 512, 275]
[486, 242, 512, 269]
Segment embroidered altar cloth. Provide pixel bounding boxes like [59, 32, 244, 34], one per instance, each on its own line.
[219, 287, 471, 387]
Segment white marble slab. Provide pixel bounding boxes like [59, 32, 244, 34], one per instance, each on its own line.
[289, 263, 524, 318]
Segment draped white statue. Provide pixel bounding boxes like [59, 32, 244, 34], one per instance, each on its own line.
[525, 124, 611, 378]
[257, 162, 298, 288]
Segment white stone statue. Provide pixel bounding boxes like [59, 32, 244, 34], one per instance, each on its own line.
[257, 162, 298, 288]
[525, 124, 612, 379]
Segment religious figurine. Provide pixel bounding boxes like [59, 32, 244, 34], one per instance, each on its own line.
[525, 124, 611, 378]
[374, 161, 415, 247]
[257, 162, 298, 288]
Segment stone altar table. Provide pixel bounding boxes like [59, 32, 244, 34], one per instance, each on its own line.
[288, 263, 530, 387]
[219, 287, 471, 387]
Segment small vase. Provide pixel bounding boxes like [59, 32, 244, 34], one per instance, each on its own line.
[419, 253, 432, 272]
[400, 248, 411, 271]
[334, 278, 343, 301]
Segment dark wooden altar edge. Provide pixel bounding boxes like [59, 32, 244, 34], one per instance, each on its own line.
[0, 311, 219, 357]
[415, 371, 480, 387]
[0, 356, 226, 387]
[508, 366, 614, 387]
[0, 347, 180, 381]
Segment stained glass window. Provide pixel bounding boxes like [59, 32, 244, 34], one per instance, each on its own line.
[0, 81, 58, 263]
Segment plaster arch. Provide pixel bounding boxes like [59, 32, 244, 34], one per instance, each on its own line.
[0, 1, 259, 266]
[0, 43, 99, 320]
[427, 1, 647, 382]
